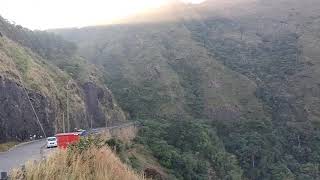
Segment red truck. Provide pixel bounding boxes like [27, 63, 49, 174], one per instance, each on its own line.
[56, 132, 80, 149]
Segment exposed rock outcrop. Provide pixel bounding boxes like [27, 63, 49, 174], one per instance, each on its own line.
[82, 82, 126, 127]
[0, 77, 54, 141]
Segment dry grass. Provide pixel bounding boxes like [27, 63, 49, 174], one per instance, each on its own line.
[10, 147, 144, 180]
[0, 141, 19, 152]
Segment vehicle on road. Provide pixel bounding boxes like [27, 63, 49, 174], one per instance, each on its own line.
[56, 133, 80, 149]
[46, 137, 57, 148]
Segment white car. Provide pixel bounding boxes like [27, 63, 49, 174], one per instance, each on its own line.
[47, 137, 57, 148]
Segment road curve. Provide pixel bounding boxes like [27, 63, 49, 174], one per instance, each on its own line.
[0, 122, 138, 173]
[0, 139, 46, 172]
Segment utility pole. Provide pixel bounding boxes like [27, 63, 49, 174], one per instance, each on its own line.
[90, 114, 93, 130]
[66, 80, 71, 132]
[62, 113, 65, 133]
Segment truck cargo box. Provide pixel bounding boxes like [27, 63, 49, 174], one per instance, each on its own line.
[56, 133, 80, 149]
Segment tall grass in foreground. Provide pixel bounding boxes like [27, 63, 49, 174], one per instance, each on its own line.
[10, 146, 144, 180]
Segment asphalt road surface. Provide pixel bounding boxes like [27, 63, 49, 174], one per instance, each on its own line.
[0, 139, 55, 172]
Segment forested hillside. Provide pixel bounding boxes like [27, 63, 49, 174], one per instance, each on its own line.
[52, 0, 320, 179]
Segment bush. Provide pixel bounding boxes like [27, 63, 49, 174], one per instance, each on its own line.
[68, 136, 103, 153]
[105, 138, 125, 154]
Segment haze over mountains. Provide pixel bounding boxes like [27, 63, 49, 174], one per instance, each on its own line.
[1, 0, 320, 179]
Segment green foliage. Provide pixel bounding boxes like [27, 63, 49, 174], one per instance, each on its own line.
[168, 62, 205, 118]
[128, 155, 143, 170]
[105, 77, 172, 119]
[68, 136, 103, 153]
[269, 163, 295, 180]
[182, 17, 320, 179]
[137, 119, 243, 180]
[105, 138, 125, 154]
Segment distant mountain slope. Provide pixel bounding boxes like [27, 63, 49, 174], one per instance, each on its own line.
[52, 0, 320, 179]
[52, 19, 266, 122]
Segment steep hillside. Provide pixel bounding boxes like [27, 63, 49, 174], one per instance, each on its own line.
[53, 21, 266, 123]
[53, 0, 320, 179]
[0, 19, 126, 143]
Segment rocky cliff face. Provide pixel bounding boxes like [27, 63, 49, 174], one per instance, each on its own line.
[82, 82, 126, 127]
[0, 77, 54, 141]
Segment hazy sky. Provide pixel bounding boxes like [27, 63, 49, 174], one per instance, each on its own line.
[0, 0, 206, 30]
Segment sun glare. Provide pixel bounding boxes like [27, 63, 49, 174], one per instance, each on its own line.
[0, 0, 206, 30]
[181, 0, 207, 4]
